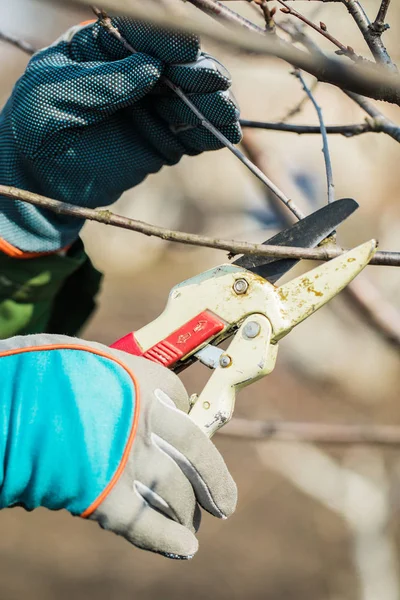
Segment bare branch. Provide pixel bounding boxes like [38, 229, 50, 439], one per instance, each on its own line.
[186, 0, 267, 34]
[220, 417, 400, 445]
[0, 184, 399, 266]
[241, 119, 372, 136]
[295, 70, 335, 203]
[258, 0, 276, 32]
[371, 0, 391, 34]
[342, 0, 396, 70]
[344, 91, 400, 142]
[277, 0, 358, 61]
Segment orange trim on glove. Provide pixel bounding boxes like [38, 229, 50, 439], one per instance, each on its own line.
[0, 237, 70, 259]
[80, 19, 96, 27]
[0, 344, 140, 518]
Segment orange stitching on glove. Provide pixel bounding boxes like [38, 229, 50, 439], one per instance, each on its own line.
[0, 237, 70, 259]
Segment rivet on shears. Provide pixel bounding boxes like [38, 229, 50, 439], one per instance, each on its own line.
[243, 321, 261, 339]
[219, 354, 232, 368]
[233, 278, 248, 295]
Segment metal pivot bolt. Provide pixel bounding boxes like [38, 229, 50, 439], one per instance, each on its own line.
[243, 321, 261, 339]
[233, 278, 248, 295]
[219, 354, 232, 368]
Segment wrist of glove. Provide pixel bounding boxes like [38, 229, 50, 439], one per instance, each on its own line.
[0, 334, 236, 559]
[0, 18, 242, 253]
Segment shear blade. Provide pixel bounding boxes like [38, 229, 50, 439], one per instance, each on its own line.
[234, 198, 359, 283]
[273, 240, 377, 340]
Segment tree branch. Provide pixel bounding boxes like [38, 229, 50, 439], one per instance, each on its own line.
[0, 184, 399, 266]
[342, 0, 395, 70]
[241, 119, 372, 136]
[371, 0, 391, 34]
[295, 70, 335, 203]
[344, 91, 400, 142]
[220, 417, 400, 446]
[277, 0, 358, 61]
[259, 0, 276, 33]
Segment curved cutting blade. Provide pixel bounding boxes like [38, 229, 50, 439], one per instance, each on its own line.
[234, 198, 358, 283]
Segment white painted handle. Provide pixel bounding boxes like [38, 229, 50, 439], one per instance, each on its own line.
[189, 314, 278, 437]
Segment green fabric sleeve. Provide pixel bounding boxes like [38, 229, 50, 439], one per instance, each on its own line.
[0, 239, 102, 338]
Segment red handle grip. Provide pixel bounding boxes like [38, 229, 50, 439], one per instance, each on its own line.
[111, 332, 144, 356]
[111, 311, 225, 368]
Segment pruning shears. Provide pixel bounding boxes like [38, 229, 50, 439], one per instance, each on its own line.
[112, 199, 376, 437]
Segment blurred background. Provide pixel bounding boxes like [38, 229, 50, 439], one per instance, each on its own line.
[1, 0, 400, 598]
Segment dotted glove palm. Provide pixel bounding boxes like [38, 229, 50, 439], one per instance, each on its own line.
[0, 18, 241, 253]
[0, 334, 237, 558]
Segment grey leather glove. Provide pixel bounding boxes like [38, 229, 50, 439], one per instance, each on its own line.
[94, 354, 237, 558]
[0, 334, 237, 559]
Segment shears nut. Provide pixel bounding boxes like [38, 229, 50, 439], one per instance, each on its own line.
[233, 278, 249, 295]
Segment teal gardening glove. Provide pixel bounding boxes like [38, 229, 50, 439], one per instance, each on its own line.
[0, 334, 237, 558]
[0, 18, 242, 253]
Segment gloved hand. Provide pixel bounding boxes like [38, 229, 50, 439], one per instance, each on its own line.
[0, 17, 242, 253]
[0, 334, 236, 558]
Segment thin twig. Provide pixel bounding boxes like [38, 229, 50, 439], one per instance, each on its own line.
[92, 6, 305, 220]
[342, 0, 395, 70]
[344, 91, 400, 142]
[241, 119, 372, 136]
[0, 31, 36, 55]
[219, 417, 400, 445]
[259, 1, 276, 32]
[371, 0, 391, 34]
[295, 71, 335, 203]
[277, 0, 358, 61]
[186, 0, 267, 34]
[1, 184, 398, 266]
